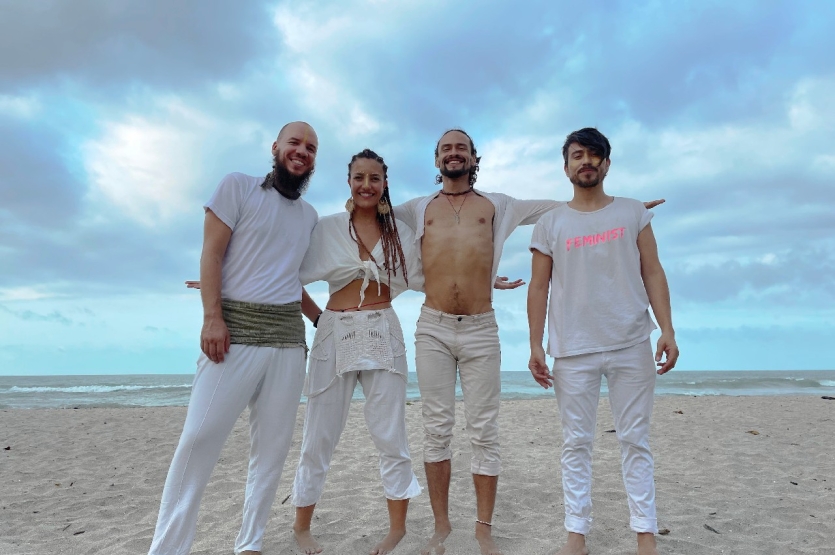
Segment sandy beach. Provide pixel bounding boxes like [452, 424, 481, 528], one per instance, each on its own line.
[1, 396, 832, 555]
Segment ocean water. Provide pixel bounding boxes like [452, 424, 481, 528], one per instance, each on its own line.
[1, 370, 834, 409]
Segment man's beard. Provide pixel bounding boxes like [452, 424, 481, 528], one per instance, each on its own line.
[439, 159, 472, 181]
[570, 167, 604, 189]
[267, 154, 314, 200]
[572, 174, 601, 188]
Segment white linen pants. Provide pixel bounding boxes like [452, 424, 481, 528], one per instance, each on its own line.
[415, 305, 502, 476]
[553, 339, 658, 535]
[148, 344, 305, 555]
[292, 368, 422, 506]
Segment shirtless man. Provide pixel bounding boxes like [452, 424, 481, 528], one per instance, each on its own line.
[394, 130, 560, 555]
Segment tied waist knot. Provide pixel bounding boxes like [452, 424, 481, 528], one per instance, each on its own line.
[358, 259, 382, 308]
[221, 299, 307, 350]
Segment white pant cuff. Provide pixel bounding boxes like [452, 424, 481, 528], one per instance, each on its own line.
[470, 460, 501, 476]
[564, 514, 592, 535]
[291, 489, 318, 508]
[630, 516, 658, 534]
[385, 477, 423, 500]
[235, 545, 261, 555]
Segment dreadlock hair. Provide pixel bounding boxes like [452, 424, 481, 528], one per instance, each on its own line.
[434, 128, 481, 188]
[347, 149, 409, 289]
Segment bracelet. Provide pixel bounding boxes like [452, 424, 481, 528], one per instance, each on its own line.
[313, 313, 322, 328]
[476, 519, 492, 527]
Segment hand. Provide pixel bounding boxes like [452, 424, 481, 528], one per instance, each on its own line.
[528, 346, 553, 389]
[494, 276, 525, 290]
[644, 199, 665, 209]
[655, 332, 678, 374]
[201, 316, 230, 364]
[185, 280, 201, 289]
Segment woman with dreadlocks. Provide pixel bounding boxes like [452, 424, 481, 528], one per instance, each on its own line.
[291, 149, 423, 555]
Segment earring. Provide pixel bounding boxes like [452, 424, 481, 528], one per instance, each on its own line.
[345, 198, 355, 212]
[377, 198, 390, 215]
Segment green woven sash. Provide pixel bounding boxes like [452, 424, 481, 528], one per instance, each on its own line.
[221, 299, 306, 349]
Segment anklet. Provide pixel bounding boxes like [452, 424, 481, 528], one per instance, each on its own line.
[476, 519, 492, 527]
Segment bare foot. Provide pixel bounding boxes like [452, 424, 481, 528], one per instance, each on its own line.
[475, 522, 502, 555]
[552, 532, 588, 555]
[370, 528, 406, 555]
[420, 526, 451, 555]
[293, 528, 323, 554]
[637, 532, 658, 555]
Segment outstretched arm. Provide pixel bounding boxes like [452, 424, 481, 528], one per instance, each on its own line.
[527, 250, 554, 389]
[200, 210, 232, 364]
[637, 223, 678, 374]
[513, 198, 663, 228]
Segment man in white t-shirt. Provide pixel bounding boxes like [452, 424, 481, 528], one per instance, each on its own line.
[148, 122, 322, 555]
[527, 128, 678, 555]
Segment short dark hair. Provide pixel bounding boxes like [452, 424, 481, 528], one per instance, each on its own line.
[562, 128, 611, 165]
[434, 128, 481, 187]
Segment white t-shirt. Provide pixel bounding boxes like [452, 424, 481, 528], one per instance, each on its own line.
[529, 197, 656, 358]
[204, 172, 318, 305]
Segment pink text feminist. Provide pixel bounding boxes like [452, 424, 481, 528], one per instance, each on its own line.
[566, 227, 625, 251]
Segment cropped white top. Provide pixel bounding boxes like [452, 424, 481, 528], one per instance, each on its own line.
[299, 212, 424, 302]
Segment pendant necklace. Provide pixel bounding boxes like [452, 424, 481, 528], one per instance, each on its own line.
[444, 191, 470, 224]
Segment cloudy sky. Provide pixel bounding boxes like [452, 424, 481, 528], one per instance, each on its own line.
[2, 0, 833, 376]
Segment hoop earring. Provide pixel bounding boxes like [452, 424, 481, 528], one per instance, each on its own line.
[377, 199, 390, 215]
[345, 198, 355, 212]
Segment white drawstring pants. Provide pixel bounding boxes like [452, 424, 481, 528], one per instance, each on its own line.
[149, 344, 305, 555]
[292, 367, 422, 506]
[553, 339, 658, 535]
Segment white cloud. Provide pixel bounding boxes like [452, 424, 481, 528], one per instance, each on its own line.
[81, 98, 265, 227]
[271, 0, 432, 50]
[759, 253, 777, 265]
[788, 77, 835, 132]
[0, 93, 40, 118]
[215, 82, 243, 101]
[269, 4, 393, 141]
[0, 286, 54, 302]
[622, 77, 835, 184]
[273, 62, 384, 141]
[272, 5, 352, 51]
[477, 135, 564, 198]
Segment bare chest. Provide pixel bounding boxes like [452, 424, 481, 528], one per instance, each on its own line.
[423, 195, 494, 255]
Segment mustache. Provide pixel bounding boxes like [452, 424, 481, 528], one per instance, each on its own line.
[443, 155, 466, 163]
